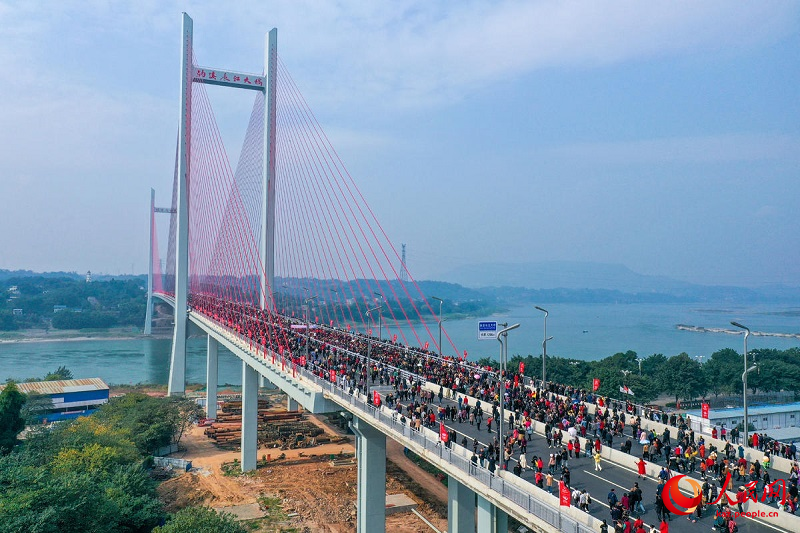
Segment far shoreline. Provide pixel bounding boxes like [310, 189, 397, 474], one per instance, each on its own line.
[0, 333, 172, 345]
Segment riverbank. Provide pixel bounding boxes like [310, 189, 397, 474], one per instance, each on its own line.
[0, 327, 172, 344]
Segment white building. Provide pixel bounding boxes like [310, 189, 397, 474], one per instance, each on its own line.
[686, 402, 800, 442]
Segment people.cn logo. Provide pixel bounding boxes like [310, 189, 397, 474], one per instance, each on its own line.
[661, 475, 703, 516]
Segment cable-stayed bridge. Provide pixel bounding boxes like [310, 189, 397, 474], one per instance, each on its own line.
[146, 14, 791, 533]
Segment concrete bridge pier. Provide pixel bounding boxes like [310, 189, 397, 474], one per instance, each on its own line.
[241, 362, 259, 471]
[206, 336, 218, 419]
[447, 476, 476, 533]
[287, 397, 298, 411]
[350, 416, 386, 533]
[476, 495, 507, 533]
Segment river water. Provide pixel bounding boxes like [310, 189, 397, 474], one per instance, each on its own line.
[1, 302, 797, 385]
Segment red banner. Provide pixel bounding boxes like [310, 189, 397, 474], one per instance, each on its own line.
[424, 341, 429, 350]
[329, 369, 337, 382]
[463, 350, 468, 360]
[559, 481, 571, 506]
[519, 362, 525, 374]
[514, 375, 519, 387]
[592, 378, 600, 391]
[701, 403, 710, 419]
[373, 390, 381, 406]
[440, 422, 449, 442]
[392, 334, 397, 343]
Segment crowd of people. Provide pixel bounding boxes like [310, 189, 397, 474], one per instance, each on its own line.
[190, 293, 799, 529]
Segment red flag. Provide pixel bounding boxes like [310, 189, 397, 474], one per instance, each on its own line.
[373, 390, 380, 406]
[463, 350, 468, 360]
[329, 369, 337, 382]
[439, 422, 449, 442]
[592, 378, 600, 391]
[330, 320, 334, 327]
[559, 481, 571, 506]
[424, 341, 429, 350]
[392, 334, 397, 343]
[346, 324, 351, 331]
[514, 375, 519, 387]
[519, 362, 525, 374]
[701, 403, 710, 419]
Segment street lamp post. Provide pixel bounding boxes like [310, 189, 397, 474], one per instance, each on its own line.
[366, 305, 382, 401]
[543, 335, 553, 380]
[303, 295, 318, 359]
[372, 292, 383, 340]
[535, 306, 549, 386]
[731, 321, 755, 445]
[636, 358, 644, 375]
[496, 323, 520, 448]
[432, 296, 444, 357]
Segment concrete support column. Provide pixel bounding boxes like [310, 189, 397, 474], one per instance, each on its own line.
[476, 495, 507, 533]
[351, 417, 386, 533]
[241, 362, 259, 472]
[206, 336, 218, 419]
[287, 396, 298, 412]
[447, 476, 476, 533]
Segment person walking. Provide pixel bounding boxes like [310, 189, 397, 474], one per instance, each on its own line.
[595, 451, 603, 471]
[632, 483, 645, 516]
[580, 489, 591, 512]
[637, 457, 647, 479]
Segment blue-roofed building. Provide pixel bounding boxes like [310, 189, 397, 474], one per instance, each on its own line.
[1, 378, 110, 423]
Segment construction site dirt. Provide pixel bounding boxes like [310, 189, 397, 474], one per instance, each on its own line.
[158, 401, 448, 532]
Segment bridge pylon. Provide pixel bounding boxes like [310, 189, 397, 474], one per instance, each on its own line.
[167, 13, 277, 395]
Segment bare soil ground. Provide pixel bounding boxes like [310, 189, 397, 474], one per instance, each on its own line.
[158, 413, 449, 532]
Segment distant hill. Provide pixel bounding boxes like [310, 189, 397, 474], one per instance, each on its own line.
[0, 269, 83, 281]
[0, 270, 145, 283]
[441, 261, 692, 291]
[439, 261, 800, 303]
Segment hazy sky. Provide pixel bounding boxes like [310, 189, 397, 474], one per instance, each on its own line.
[1, 1, 798, 287]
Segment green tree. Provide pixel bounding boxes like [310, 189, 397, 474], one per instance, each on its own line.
[703, 349, 741, 397]
[0, 417, 163, 533]
[153, 507, 247, 533]
[44, 366, 73, 381]
[660, 353, 707, 403]
[0, 381, 26, 454]
[20, 391, 51, 425]
[641, 353, 668, 377]
[95, 393, 201, 454]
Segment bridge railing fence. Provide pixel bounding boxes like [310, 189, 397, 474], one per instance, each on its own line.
[296, 361, 593, 533]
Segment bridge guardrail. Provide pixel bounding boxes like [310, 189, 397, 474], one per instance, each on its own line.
[300, 364, 595, 533]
